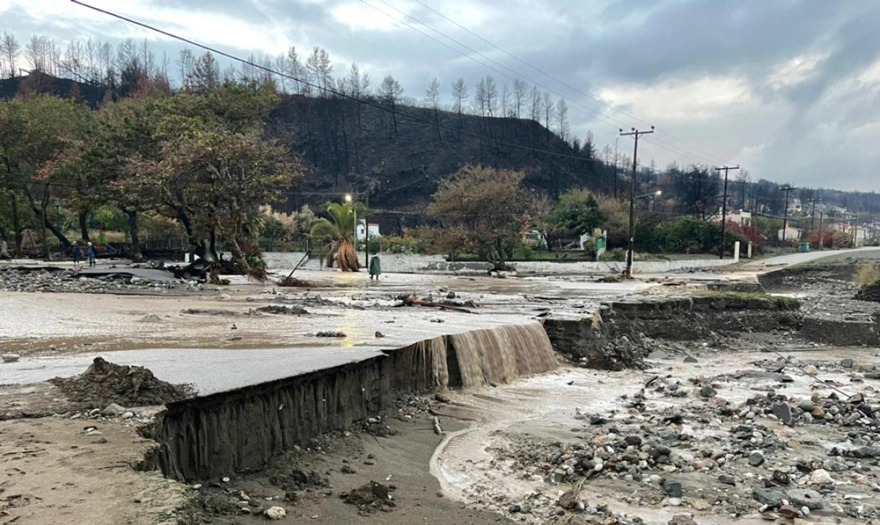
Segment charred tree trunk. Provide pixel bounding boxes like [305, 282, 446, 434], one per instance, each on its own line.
[25, 187, 70, 254]
[78, 210, 90, 242]
[209, 228, 218, 261]
[125, 209, 142, 261]
[176, 206, 206, 259]
[11, 193, 22, 256]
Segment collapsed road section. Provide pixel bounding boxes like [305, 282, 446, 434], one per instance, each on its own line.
[153, 322, 558, 480]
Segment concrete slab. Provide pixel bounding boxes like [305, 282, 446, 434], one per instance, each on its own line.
[0, 346, 384, 396]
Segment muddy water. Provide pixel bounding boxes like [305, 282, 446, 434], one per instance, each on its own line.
[449, 322, 558, 388]
[430, 348, 879, 525]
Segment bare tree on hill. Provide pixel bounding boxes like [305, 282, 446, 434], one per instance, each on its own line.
[451, 78, 468, 126]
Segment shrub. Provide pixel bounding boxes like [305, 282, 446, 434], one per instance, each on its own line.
[600, 247, 626, 261]
[856, 262, 880, 286]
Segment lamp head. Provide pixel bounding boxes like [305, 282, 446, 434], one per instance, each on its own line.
[344, 194, 353, 203]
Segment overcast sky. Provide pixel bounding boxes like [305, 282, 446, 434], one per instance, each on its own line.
[4, 0, 880, 191]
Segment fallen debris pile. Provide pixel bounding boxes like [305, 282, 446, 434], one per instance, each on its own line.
[341, 481, 396, 514]
[254, 305, 309, 315]
[0, 267, 199, 293]
[394, 293, 477, 312]
[50, 357, 192, 407]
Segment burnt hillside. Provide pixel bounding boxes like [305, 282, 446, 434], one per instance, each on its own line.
[0, 72, 107, 105]
[272, 95, 600, 214]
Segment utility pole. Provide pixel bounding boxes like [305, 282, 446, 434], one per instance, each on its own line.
[714, 165, 740, 259]
[620, 126, 654, 278]
[852, 213, 857, 248]
[817, 211, 824, 250]
[780, 185, 795, 246]
[809, 199, 817, 232]
[364, 193, 370, 267]
[612, 138, 619, 199]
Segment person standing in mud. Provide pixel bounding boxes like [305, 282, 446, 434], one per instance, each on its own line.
[369, 255, 381, 280]
[71, 242, 82, 265]
[87, 242, 97, 267]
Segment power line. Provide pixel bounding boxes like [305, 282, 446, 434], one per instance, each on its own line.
[362, 0, 724, 167]
[407, 0, 730, 167]
[68, 0, 609, 166]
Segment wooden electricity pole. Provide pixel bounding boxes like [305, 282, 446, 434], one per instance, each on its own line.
[714, 165, 740, 259]
[620, 126, 654, 278]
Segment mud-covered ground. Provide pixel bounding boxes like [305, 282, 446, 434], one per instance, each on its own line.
[3, 256, 880, 524]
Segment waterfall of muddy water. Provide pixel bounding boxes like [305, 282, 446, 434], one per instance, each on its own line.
[447, 322, 558, 388]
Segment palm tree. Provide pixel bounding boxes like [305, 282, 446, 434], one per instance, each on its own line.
[309, 202, 364, 271]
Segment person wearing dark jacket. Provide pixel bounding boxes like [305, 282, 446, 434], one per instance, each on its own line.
[72, 243, 82, 265]
[87, 242, 97, 267]
[369, 255, 381, 280]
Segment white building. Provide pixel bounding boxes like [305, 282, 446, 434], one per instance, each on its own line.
[712, 208, 752, 226]
[777, 226, 802, 242]
[356, 220, 381, 241]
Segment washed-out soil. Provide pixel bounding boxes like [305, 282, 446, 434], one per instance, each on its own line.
[855, 281, 880, 302]
[50, 357, 192, 408]
[180, 407, 516, 525]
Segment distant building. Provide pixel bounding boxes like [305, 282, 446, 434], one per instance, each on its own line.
[356, 220, 381, 241]
[712, 208, 752, 226]
[777, 226, 802, 242]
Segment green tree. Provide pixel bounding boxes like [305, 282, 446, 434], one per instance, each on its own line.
[0, 95, 88, 258]
[145, 122, 301, 276]
[541, 188, 604, 250]
[427, 165, 533, 268]
[310, 201, 365, 271]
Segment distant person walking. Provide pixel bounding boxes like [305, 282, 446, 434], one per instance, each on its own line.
[87, 242, 97, 267]
[71, 242, 82, 265]
[369, 255, 381, 280]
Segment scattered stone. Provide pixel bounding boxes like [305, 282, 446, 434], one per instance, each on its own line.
[624, 435, 643, 446]
[808, 469, 833, 485]
[787, 489, 823, 510]
[557, 488, 582, 510]
[683, 356, 698, 363]
[753, 488, 785, 508]
[771, 403, 793, 425]
[264, 506, 286, 520]
[374, 331, 385, 338]
[100, 403, 126, 417]
[690, 499, 711, 511]
[803, 365, 819, 376]
[718, 474, 736, 486]
[699, 385, 717, 398]
[798, 399, 815, 412]
[664, 480, 683, 498]
[841, 358, 854, 369]
[2, 353, 22, 363]
[778, 504, 802, 518]
[668, 515, 697, 525]
[772, 470, 790, 485]
[748, 450, 765, 467]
